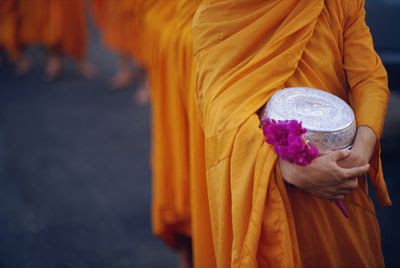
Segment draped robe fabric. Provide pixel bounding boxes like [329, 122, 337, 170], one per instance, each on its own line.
[141, 2, 217, 263]
[17, 0, 87, 60]
[192, 0, 391, 267]
[141, 0, 196, 248]
[148, 1, 192, 248]
[142, 1, 218, 262]
[141, 2, 216, 257]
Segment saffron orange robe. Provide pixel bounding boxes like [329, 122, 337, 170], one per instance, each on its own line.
[192, 0, 391, 267]
[141, 1, 193, 248]
[143, 1, 214, 256]
[17, 0, 87, 60]
[147, 0, 217, 263]
[91, 0, 137, 57]
[0, 0, 19, 61]
[188, 65, 217, 267]
[173, 0, 218, 265]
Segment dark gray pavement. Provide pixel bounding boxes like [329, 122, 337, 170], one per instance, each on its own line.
[0, 24, 399, 268]
[0, 36, 178, 266]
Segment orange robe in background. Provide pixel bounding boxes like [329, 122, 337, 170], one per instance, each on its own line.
[126, 0, 155, 68]
[142, 1, 214, 257]
[91, 0, 136, 57]
[17, 0, 87, 60]
[192, 0, 390, 267]
[173, 0, 218, 265]
[143, 0, 195, 249]
[0, 0, 19, 61]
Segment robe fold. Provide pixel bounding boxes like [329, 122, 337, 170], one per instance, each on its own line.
[149, 1, 192, 248]
[144, 1, 218, 262]
[142, 1, 195, 248]
[192, 0, 390, 267]
[173, 1, 218, 265]
[17, 0, 87, 60]
[142, 2, 215, 257]
[189, 67, 217, 267]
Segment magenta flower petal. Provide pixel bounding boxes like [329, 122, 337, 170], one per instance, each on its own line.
[262, 118, 319, 165]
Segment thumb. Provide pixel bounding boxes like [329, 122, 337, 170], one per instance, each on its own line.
[330, 149, 351, 162]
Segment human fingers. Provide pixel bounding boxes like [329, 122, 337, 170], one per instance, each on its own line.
[308, 190, 333, 200]
[332, 194, 345, 200]
[332, 188, 353, 196]
[318, 187, 346, 199]
[318, 149, 332, 156]
[330, 149, 351, 162]
[337, 178, 358, 191]
[309, 186, 347, 200]
[337, 151, 367, 168]
[324, 185, 354, 198]
[338, 164, 370, 180]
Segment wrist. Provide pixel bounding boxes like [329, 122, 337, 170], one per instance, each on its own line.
[351, 126, 377, 162]
[279, 158, 301, 187]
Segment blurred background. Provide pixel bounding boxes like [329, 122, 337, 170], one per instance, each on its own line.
[365, 1, 400, 267]
[0, 0, 399, 267]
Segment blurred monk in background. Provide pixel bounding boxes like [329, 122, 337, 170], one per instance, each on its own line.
[0, 0, 18, 65]
[138, 1, 193, 266]
[0, 0, 31, 73]
[192, 0, 391, 267]
[0, 0, 95, 79]
[91, 0, 135, 89]
[91, 0, 149, 104]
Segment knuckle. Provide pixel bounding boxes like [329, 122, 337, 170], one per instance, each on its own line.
[349, 185, 357, 190]
[332, 168, 344, 181]
[354, 153, 366, 164]
[296, 180, 306, 189]
[358, 169, 366, 176]
[324, 188, 334, 195]
[339, 170, 350, 180]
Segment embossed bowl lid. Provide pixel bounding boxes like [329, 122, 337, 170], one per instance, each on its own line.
[265, 87, 354, 132]
[263, 87, 356, 150]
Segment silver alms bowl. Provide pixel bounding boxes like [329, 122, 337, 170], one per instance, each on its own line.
[263, 87, 356, 151]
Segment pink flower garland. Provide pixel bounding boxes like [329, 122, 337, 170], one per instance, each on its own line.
[261, 118, 349, 218]
[261, 118, 319, 166]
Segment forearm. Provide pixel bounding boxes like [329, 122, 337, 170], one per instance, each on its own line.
[351, 125, 377, 164]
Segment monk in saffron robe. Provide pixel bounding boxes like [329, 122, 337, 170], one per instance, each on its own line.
[139, 1, 211, 266]
[143, 0, 192, 249]
[91, 0, 139, 91]
[192, 0, 391, 267]
[133, 1, 192, 266]
[0, 0, 34, 74]
[0, 0, 19, 62]
[17, 0, 95, 79]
